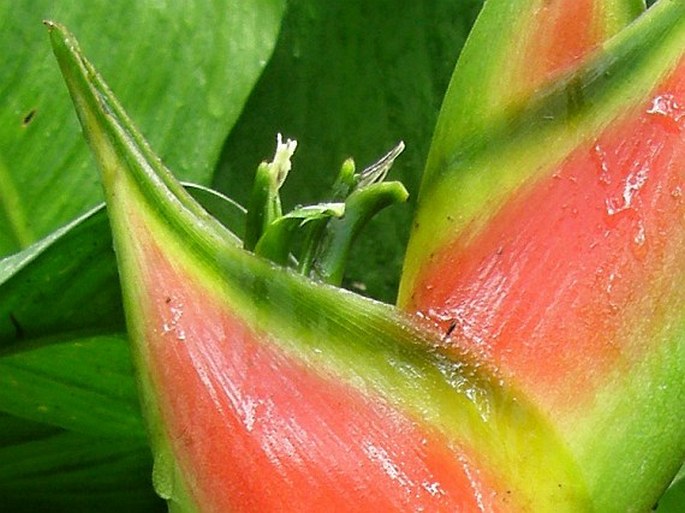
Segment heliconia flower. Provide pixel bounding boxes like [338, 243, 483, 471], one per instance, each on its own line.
[400, 1, 685, 511]
[47, 22, 597, 513]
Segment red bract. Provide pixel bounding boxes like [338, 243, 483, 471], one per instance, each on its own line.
[135, 226, 502, 513]
[400, 1, 685, 511]
[407, 66, 685, 398]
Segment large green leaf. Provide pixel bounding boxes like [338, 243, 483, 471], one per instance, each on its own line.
[0, 0, 285, 257]
[214, 0, 483, 302]
[0, 204, 123, 352]
[0, 334, 142, 437]
[0, 415, 163, 513]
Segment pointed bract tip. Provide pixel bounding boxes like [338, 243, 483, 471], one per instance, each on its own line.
[43, 20, 70, 39]
[45, 21, 83, 57]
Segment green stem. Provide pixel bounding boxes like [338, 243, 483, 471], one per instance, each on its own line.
[309, 181, 408, 286]
[254, 203, 344, 265]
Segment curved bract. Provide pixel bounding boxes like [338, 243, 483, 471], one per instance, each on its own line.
[421, 0, 645, 194]
[400, 2, 685, 511]
[402, 1, 685, 291]
[50, 22, 592, 513]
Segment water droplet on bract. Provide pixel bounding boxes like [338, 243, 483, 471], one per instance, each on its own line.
[605, 166, 649, 217]
[606, 272, 618, 295]
[647, 94, 685, 132]
[592, 143, 611, 185]
[634, 223, 646, 247]
[152, 450, 175, 500]
[422, 480, 445, 497]
[631, 221, 648, 261]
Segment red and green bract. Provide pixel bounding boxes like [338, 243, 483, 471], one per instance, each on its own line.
[406, 64, 685, 402]
[400, 1, 685, 511]
[133, 222, 503, 513]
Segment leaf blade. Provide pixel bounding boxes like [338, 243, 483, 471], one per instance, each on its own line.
[0, 0, 285, 256]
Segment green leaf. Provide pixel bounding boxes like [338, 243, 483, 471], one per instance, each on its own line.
[0, 334, 143, 437]
[0, 204, 123, 352]
[0, 0, 285, 257]
[0, 201, 148, 509]
[214, 0, 484, 301]
[0, 419, 163, 513]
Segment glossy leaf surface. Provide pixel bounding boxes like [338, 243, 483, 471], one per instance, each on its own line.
[0, 0, 284, 257]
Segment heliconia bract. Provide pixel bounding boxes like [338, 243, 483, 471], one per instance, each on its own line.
[400, 1, 685, 511]
[48, 21, 598, 513]
[423, 0, 644, 187]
